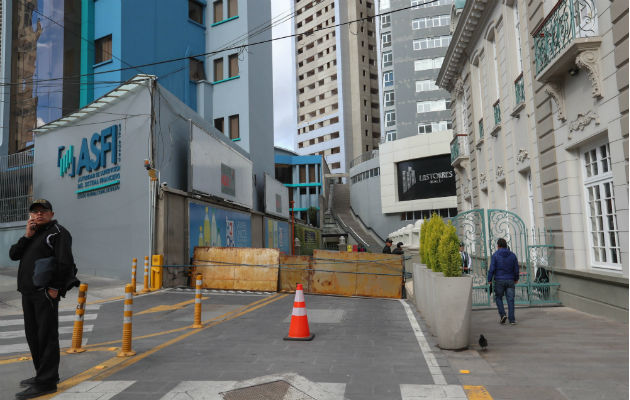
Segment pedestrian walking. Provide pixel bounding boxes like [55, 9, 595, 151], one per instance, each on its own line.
[487, 238, 519, 325]
[9, 199, 77, 399]
[382, 238, 393, 254]
[459, 242, 471, 274]
[392, 242, 404, 255]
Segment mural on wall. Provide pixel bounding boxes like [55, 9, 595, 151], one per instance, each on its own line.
[264, 218, 290, 254]
[189, 201, 252, 259]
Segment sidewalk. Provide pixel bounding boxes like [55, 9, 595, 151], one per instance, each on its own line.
[408, 283, 629, 400]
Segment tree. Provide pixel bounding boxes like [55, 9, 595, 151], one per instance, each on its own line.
[426, 213, 445, 272]
[419, 219, 428, 264]
[438, 221, 462, 277]
[307, 206, 319, 227]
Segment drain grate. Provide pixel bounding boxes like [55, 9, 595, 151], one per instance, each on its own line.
[221, 380, 317, 400]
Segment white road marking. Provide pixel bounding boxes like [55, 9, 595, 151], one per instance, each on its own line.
[0, 339, 88, 355]
[51, 380, 135, 399]
[400, 384, 467, 399]
[0, 325, 93, 339]
[399, 299, 447, 385]
[0, 313, 97, 327]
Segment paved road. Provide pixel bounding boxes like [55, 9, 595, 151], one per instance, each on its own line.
[0, 269, 627, 400]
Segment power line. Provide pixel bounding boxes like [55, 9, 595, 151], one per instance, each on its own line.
[0, 0, 435, 88]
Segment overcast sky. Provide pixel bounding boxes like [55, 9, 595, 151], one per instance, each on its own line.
[271, 0, 297, 151]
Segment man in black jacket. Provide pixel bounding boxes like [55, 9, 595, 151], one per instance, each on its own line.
[9, 199, 75, 399]
[382, 238, 393, 254]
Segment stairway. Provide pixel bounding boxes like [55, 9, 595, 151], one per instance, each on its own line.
[330, 183, 383, 252]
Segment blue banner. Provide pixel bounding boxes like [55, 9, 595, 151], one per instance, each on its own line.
[189, 201, 252, 259]
[264, 218, 290, 254]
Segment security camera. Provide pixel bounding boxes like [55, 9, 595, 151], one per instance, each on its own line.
[161, 182, 168, 188]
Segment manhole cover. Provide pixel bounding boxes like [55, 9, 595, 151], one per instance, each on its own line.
[221, 380, 317, 400]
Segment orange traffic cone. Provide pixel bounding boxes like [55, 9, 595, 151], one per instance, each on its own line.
[284, 283, 314, 341]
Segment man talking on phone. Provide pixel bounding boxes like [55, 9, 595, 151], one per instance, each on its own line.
[9, 199, 75, 399]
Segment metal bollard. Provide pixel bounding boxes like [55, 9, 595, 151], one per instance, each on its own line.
[140, 256, 150, 294]
[66, 283, 88, 354]
[131, 258, 137, 294]
[192, 274, 203, 328]
[118, 284, 136, 357]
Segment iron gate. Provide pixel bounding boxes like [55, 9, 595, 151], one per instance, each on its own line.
[452, 209, 560, 307]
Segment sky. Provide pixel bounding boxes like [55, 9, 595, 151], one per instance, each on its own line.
[271, 0, 297, 152]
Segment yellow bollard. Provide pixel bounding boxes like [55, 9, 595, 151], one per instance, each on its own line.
[150, 254, 164, 291]
[192, 274, 203, 328]
[118, 284, 136, 357]
[140, 256, 150, 294]
[66, 283, 88, 354]
[131, 258, 137, 294]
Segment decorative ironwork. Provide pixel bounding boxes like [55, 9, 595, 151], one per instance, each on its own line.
[493, 100, 501, 126]
[0, 149, 34, 223]
[450, 137, 460, 164]
[514, 73, 525, 105]
[478, 119, 484, 139]
[533, 0, 599, 75]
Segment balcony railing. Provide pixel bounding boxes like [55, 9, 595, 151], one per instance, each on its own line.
[493, 100, 501, 126]
[478, 119, 484, 139]
[533, 0, 598, 76]
[514, 73, 525, 105]
[349, 150, 379, 169]
[0, 149, 34, 223]
[450, 137, 460, 164]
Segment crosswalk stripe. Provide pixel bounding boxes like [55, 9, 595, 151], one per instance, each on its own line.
[401, 384, 468, 399]
[0, 313, 97, 327]
[0, 339, 87, 355]
[52, 380, 135, 399]
[0, 325, 93, 340]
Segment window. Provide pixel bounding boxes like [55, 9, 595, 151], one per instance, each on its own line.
[513, 1, 523, 73]
[583, 143, 620, 268]
[213, 0, 223, 23]
[418, 121, 451, 134]
[385, 111, 396, 127]
[384, 91, 394, 107]
[382, 33, 391, 47]
[412, 0, 453, 8]
[383, 71, 394, 87]
[228, 54, 239, 77]
[189, 58, 205, 81]
[415, 79, 439, 92]
[229, 115, 239, 140]
[94, 35, 112, 64]
[382, 51, 392, 67]
[414, 57, 443, 71]
[386, 131, 396, 141]
[214, 117, 224, 133]
[228, 0, 238, 18]
[189, 1, 204, 24]
[213, 58, 224, 81]
[331, 162, 341, 169]
[413, 36, 450, 50]
[381, 14, 391, 28]
[412, 15, 449, 30]
[416, 100, 447, 113]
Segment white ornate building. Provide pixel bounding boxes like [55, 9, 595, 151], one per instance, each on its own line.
[437, 0, 628, 321]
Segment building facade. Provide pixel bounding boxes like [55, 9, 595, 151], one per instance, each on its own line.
[438, 0, 628, 321]
[377, 0, 454, 143]
[294, 0, 380, 174]
[87, 0, 274, 211]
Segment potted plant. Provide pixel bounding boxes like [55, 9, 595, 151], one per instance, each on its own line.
[413, 215, 472, 350]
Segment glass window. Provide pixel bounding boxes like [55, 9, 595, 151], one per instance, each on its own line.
[382, 33, 391, 47]
[386, 131, 396, 141]
[228, 0, 238, 18]
[189, 58, 206, 81]
[382, 51, 393, 67]
[384, 91, 394, 107]
[414, 59, 432, 71]
[213, 0, 223, 23]
[189, 1, 204, 24]
[383, 71, 394, 87]
[214, 117, 224, 133]
[415, 79, 439, 92]
[385, 111, 396, 127]
[229, 114, 239, 140]
[228, 54, 239, 77]
[94, 35, 112, 64]
[213, 58, 224, 81]
[381, 14, 391, 28]
[583, 143, 620, 268]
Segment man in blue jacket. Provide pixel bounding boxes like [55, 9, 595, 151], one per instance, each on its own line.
[487, 238, 519, 325]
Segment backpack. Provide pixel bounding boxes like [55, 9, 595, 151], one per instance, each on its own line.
[45, 225, 81, 298]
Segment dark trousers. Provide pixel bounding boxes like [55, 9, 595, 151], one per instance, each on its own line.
[21, 291, 60, 386]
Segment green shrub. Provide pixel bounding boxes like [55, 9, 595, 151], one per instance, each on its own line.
[426, 214, 445, 272]
[438, 222, 462, 277]
[419, 219, 428, 264]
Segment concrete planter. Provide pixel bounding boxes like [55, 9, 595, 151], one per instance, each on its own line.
[410, 263, 473, 350]
[433, 274, 473, 350]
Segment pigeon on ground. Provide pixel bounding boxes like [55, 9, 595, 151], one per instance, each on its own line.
[479, 334, 488, 351]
